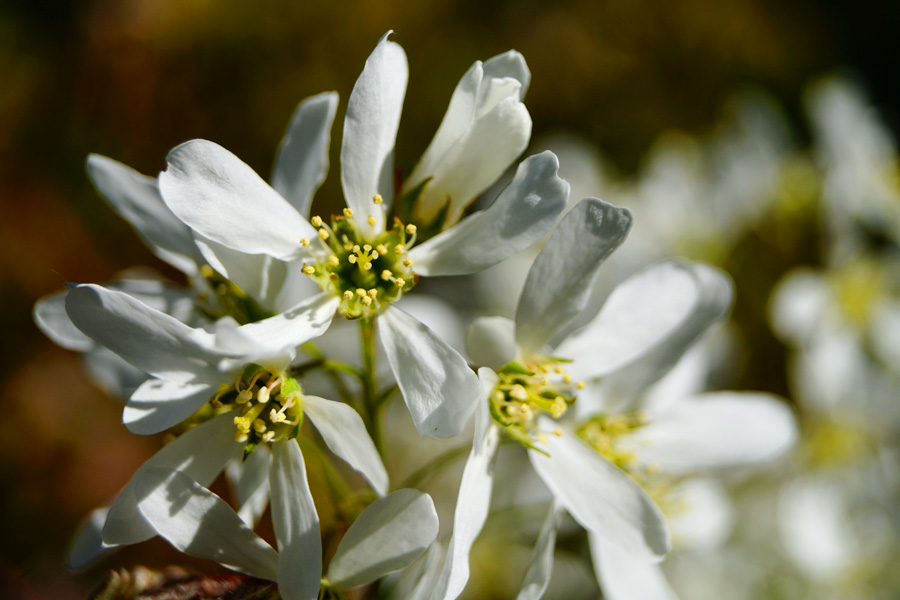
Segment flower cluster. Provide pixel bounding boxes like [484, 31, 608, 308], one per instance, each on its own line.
[36, 32, 799, 600]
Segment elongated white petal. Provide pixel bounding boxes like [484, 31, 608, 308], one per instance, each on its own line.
[465, 318, 516, 374]
[482, 50, 530, 99]
[341, 32, 407, 233]
[430, 414, 500, 600]
[302, 395, 388, 496]
[627, 392, 797, 473]
[84, 346, 149, 399]
[237, 292, 339, 351]
[529, 425, 670, 560]
[134, 467, 279, 580]
[409, 151, 568, 276]
[226, 444, 272, 527]
[589, 534, 678, 600]
[66, 284, 221, 384]
[668, 478, 733, 551]
[379, 306, 480, 438]
[87, 154, 203, 275]
[396, 543, 445, 600]
[516, 500, 564, 600]
[66, 507, 117, 570]
[102, 414, 241, 546]
[193, 234, 289, 311]
[124, 379, 214, 435]
[34, 290, 93, 351]
[559, 261, 733, 393]
[327, 489, 439, 589]
[270, 440, 321, 600]
[159, 139, 315, 261]
[516, 198, 632, 356]
[272, 92, 339, 217]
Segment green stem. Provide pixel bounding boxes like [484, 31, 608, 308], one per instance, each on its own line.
[359, 317, 385, 457]
[397, 443, 472, 490]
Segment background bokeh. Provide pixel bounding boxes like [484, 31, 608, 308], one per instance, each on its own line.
[2, 0, 898, 598]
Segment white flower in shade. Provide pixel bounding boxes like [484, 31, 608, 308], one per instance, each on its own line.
[157, 32, 568, 439]
[62, 283, 388, 571]
[429, 199, 796, 600]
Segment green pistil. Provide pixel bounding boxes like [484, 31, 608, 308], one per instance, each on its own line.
[197, 265, 274, 324]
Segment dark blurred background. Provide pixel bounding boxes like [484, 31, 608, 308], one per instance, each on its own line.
[1, 0, 897, 597]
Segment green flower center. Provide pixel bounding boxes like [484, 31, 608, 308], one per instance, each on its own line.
[300, 196, 418, 319]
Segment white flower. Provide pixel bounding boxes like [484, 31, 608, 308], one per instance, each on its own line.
[156, 32, 568, 439]
[62, 283, 387, 571]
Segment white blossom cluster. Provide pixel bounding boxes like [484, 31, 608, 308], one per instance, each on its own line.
[35, 33, 800, 600]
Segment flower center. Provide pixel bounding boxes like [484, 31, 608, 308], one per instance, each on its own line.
[205, 364, 304, 457]
[489, 358, 583, 450]
[197, 265, 273, 324]
[576, 412, 648, 472]
[300, 196, 418, 319]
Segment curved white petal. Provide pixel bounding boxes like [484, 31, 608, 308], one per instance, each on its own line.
[193, 234, 289, 311]
[226, 444, 272, 527]
[395, 543, 445, 600]
[430, 407, 500, 600]
[83, 346, 149, 399]
[102, 413, 241, 546]
[270, 440, 322, 600]
[159, 139, 315, 261]
[465, 317, 516, 371]
[134, 467, 279, 580]
[341, 32, 408, 234]
[124, 379, 215, 435]
[483, 50, 530, 99]
[34, 290, 93, 351]
[66, 507, 117, 570]
[65, 284, 221, 384]
[327, 489, 439, 589]
[272, 92, 339, 218]
[236, 292, 338, 352]
[302, 395, 388, 496]
[379, 305, 480, 438]
[515, 198, 632, 356]
[516, 500, 564, 600]
[667, 478, 733, 552]
[87, 154, 203, 275]
[589, 534, 678, 600]
[628, 392, 797, 474]
[559, 261, 733, 395]
[409, 151, 568, 276]
[528, 426, 670, 560]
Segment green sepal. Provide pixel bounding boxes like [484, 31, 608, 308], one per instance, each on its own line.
[497, 361, 535, 376]
[488, 396, 511, 427]
[395, 176, 431, 225]
[242, 443, 258, 461]
[548, 356, 574, 363]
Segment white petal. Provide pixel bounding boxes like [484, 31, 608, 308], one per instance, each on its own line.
[516, 500, 564, 600]
[102, 413, 241, 546]
[430, 420, 500, 600]
[341, 32, 408, 234]
[482, 50, 530, 99]
[465, 317, 516, 373]
[226, 444, 272, 527]
[237, 292, 339, 351]
[667, 478, 733, 551]
[270, 440, 322, 600]
[417, 97, 532, 226]
[768, 268, 829, 344]
[193, 234, 289, 311]
[272, 92, 339, 218]
[394, 543, 445, 600]
[589, 534, 678, 600]
[83, 346, 149, 399]
[529, 425, 670, 560]
[515, 198, 632, 356]
[409, 151, 568, 276]
[628, 392, 797, 473]
[87, 154, 203, 275]
[124, 379, 215, 435]
[134, 467, 279, 579]
[159, 139, 315, 260]
[558, 261, 733, 394]
[327, 489, 439, 589]
[65, 284, 221, 384]
[302, 395, 388, 496]
[34, 290, 93, 351]
[66, 507, 117, 570]
[379, 306, 480, 439]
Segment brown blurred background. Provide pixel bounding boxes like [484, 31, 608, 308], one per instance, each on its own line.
[1, 0, 897, 597]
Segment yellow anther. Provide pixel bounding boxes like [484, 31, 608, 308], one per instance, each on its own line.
[371, 251, 380, 259]
[539, 376, 549, 386]
[253, 419, 267, 433]
[562, 373, 572, 384]
[356, 288, 367, 297]
[211, 398, 223, 409]
[343, 290, 354, 300]
[237, 389, 253, 404]
[402, 258, 414, 267]
[394, 245, 405, 254]
[343, 242, 354, 251]
[329, 273, 339, 282]
[233, 416, 243, 426]
[394, 278, 405, 287]
[382, 269, 393, 280]
[262, 431, 276, 443]
[367, 216, 377, 226]
[300, 238, 310, 247]
[362, 296, 373, 306]
[368, 289, 378, 298]
[554, 429, 563, 437]
[352, 245, 361, 252]
[302, 265, 315, 276]
[376, 244, 388, 254]
[551, 397, 566, 418]
[576, 381, 585, 390]
[257, 386, 270, 403]
[310, 216, 323, 227]
[234, 431, 249, 443]
[318, 229, 330, 241]
[327, 256, 340, 266]
[363, 262, 373, 270]
[200, 265, 215, 278]
[343, 208, 354, 218]
[363, 244, 372, 252]
[405, 224, 417, 234]
[348, 255, 358, 264]
[509, 385, 528, 401]
[554, 366, 563, 374]
[537, 433, 548, 444]
[373, 194, 383, 204]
